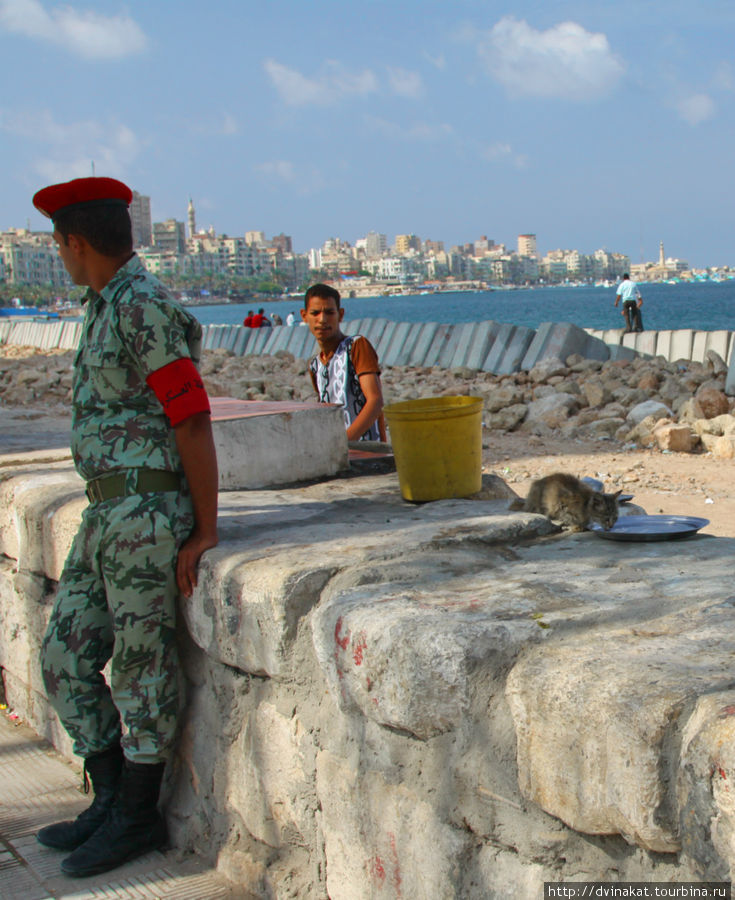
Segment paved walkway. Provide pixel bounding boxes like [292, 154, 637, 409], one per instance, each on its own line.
[0, 708, 249, 900]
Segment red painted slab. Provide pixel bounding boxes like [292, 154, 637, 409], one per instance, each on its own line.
[210, 396, 337, 421]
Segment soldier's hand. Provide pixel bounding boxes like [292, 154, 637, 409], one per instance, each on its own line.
[176, 530, 218, 597]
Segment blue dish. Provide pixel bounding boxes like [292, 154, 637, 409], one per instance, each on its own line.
[588, 515, 710, 541]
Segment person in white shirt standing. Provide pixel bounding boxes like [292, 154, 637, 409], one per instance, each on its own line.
[613, 273, 643, 332]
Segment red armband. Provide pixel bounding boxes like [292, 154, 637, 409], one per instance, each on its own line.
[146, 358, 211, 426]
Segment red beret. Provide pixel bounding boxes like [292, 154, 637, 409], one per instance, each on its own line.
[33, 177, 133, 220]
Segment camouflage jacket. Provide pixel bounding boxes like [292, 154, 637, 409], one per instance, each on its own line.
[72, 254, 203, 481]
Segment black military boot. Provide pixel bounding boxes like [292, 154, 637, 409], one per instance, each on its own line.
[37, 742, 124, 851]
[60, 759, 167, 878]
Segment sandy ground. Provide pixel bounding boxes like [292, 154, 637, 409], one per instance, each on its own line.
[2, 403, 733, 538]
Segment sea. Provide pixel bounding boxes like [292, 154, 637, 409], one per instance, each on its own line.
[190, 281, 735, 334]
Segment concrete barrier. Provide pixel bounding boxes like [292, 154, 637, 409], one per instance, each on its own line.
[2, 455, 735, 892]
[3, 318, 735, 375]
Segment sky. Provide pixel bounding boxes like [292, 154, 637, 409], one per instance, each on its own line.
[1, 0, 734, 267]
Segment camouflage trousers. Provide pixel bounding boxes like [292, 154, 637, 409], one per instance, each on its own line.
[41, 487, 193, 764]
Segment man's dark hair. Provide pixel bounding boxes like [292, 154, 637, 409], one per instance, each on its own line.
[258, 308, 265, 314]
[54, 204, 133, 257]
[623, 273, 630, 279]
[304, 282, 341, 309]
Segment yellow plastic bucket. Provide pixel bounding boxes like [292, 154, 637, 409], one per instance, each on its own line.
[383, 396, 483, 502]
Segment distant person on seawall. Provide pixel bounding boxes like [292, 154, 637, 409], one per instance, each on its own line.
[614, 273, 643, 333]
[243, 309, 254, 327]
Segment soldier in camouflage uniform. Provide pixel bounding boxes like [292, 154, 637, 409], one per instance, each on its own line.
[32, 177, 219, 878]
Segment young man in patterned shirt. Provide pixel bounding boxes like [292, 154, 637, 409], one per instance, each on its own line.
[302, 283, 386, 442]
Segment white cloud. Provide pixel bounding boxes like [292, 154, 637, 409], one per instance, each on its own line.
[255, 160, 326, 195]
[0, 0, 147, 60]
[675, 93, 716, 125]
[264, 58, 378, 106]
[1, 108, 141, 181]
[712, 62, 735, 92]
[481, 141, 528, 168]
[423, 51, 446, 71]
[363, 115, 453, 142]
[387, 66, 423, 99]
[473, 17, 624, 101]
[256, 160, 296, 181]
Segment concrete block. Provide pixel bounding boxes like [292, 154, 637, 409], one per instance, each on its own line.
[507, 598, 735, 853]
[407, 323, 439, 366]
[262, 326, 290, 356]
[463, 321, 501, 370]
[312, 580, 540, 739]
[211, 398, 347, 490]
[248, 328, 272, 356]
[447, 322, 481, 369]
[355, 318, 390, 353]
[316, 748, 469, 900]
[231, 327, 251, 356]
[669, 330, 694, 361]
[424, 324, 456, 368]
[678, 690, 735, 879]
[691, 331, 708, 364]
[522, 322, 609, 371]
[230, 701, 318, 848]
[607, 344, 640, 362]
[654, 330, 673, 360]
[704, 331, 733, 365]
[380, 321, 418, 367]
[287, 325, 316, 360]
[485, 324, 535, 374]
[436, 323, 465, 368]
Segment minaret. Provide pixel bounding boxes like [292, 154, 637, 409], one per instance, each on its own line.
[187, 197, 196, 239]
[659, 241, 665, 267]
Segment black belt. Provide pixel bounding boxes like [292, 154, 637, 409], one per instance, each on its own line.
[85, 469, 181, 504]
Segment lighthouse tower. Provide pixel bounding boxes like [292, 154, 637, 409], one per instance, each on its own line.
[659, 241, 665, 267]
[187, 197, 196, 239]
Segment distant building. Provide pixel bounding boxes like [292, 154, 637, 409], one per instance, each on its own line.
[152, 219, 186, 253]
[364, 231, 388, 258]
[271, 233, 293, 254]
[130, 191, 152, 248]
[474, 235, 495, 256]
[245, 231, 266, 246]
[187, 198, 196, 239]
[394, 234, 421, 255]
[423, 239, 444, 254]
[518, 234, 537, 258]
[0, 229, 71, 287]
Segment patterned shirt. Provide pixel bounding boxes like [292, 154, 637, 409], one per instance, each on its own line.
[72, 254, 203, 480]
[309, 335, 381, 441]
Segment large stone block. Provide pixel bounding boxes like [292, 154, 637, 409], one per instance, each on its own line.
[522, 322, 609, 371]
[312, 577, 541, 739]
[316, 748, 469, 900]
[211, 398, 348, 490]
[507, 596, 735, 853]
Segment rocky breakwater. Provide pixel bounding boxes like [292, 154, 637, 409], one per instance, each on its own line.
[2, 345, 735, 458]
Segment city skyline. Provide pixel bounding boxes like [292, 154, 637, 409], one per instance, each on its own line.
[1, 1, 734, 268]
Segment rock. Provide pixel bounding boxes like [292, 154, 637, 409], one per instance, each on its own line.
[653, 423, 697, 453]
[528, 358, 568, 383]
[485, 404, 527, 432]
[637, 372, 660, 391]
[582, 417, 627, 439]
[711, 436, 735, 459]
[704, 349, 729, 377]
[523, 394, 578, 429]
[626, 400, 673, 426]
[694, 386, 729, 419]
[581, 380, 612, 407]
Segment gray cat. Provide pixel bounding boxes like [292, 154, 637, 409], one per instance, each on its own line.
[509, 473, 621, 532]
